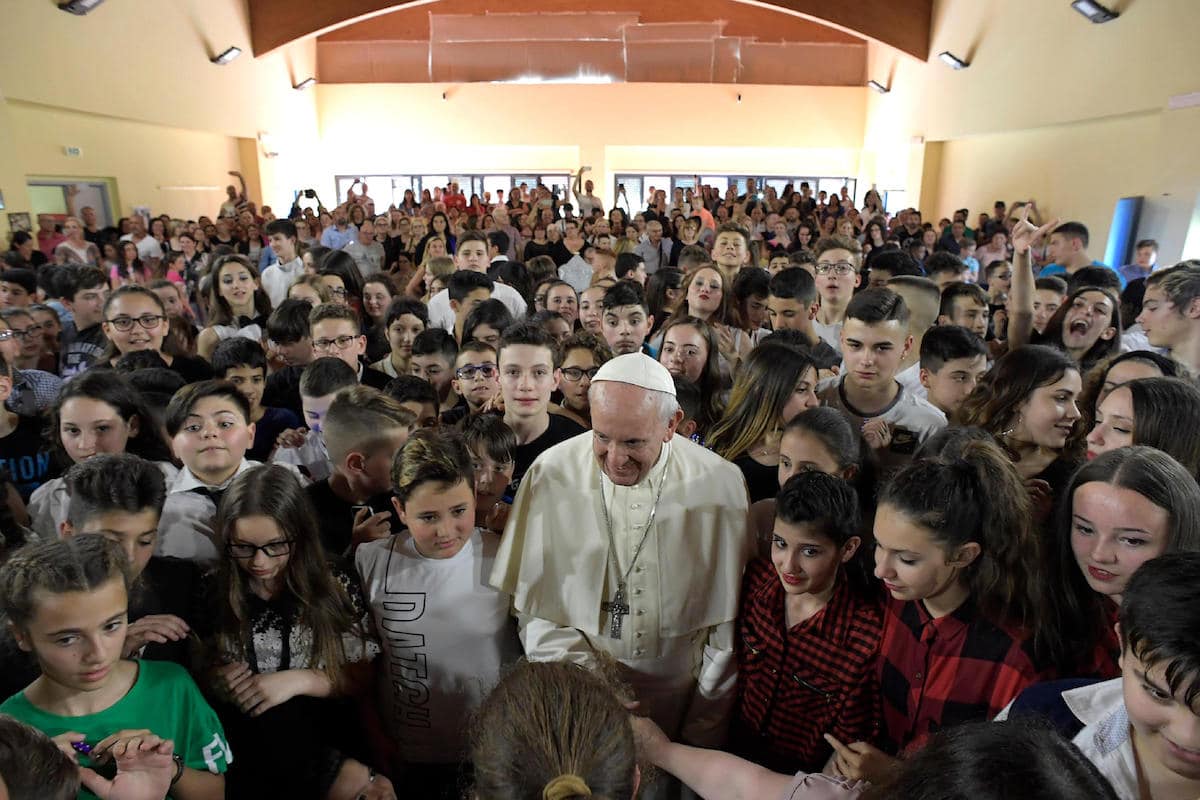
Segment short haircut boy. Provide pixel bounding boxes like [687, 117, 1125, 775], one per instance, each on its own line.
[813, 234, 863, 267]
[64, 452, 167, 527]
[869, 250, 923, 280]
[497, 319, 560, 368]
[601, 280, 648, 314]
[323, 385, 416, 466]
[300, 357, 358, 399]
[386, 298, 430, 329]
[211, 337, 268, 377]
[1067, 266, 1121, 296]
[309, 301, 360, 330]
[384, 375, 440, 410]
[677, 245, 711, 272]
[390, 428, 475, 505]
[919, 324, 988, 373]
[844, 287, 910, 326]
[447, 270, 494, 303]
[938, 282, 989, 320]
[164, 380, 251, 438]
[66, 265, 109, 300]
[1152, 263, 1200, 312]
[615, 253, 644, 281]
[1119, 553, 1200, 709]
[713, 222, 751, 255]
[461, 413, 517, 467]
[412, 328, 458, 365]
[267, 298, 313, 344]
[1053, 221, 1090, 248]
[264, 218, 297, 240]
[769, 266, 817, 304]
[1035, 276, 1068, 296]
[0, 268, 37, 298]
[926, 252, 969, 281]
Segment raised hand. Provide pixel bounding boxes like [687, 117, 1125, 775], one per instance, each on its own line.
[122, 614, 190, 658]
[1009, 204, 1058, 254]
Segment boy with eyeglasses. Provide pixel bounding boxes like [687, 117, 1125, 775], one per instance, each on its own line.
[308, 302, 389, 389]
[0, 315, 61, 416]
[811, 234, 863, 354]
[444, 340, 500, 427]
[0, 308, 52, 373]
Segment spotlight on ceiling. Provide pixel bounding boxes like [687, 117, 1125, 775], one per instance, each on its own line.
[293, 77, 317, 91]
[210, 46, 242, 66]
[867, 80, 889, 94]
[938, 51, 970, 70]
[57, 0, 106, 14]
[1071, 0, 1119, 23]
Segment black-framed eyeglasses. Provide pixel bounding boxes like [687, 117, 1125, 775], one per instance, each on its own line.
[105, 314, 166, 332]
[561, 366, 600, 382]
[6, 325, 42, 340]
[814, 261, 857, 276]
[455, 363, 497, 380]
[327, 287, 349, 298]
[226, 540, 294, 559]
[313, 334, 359, 352]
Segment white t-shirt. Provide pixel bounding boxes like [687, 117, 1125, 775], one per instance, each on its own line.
[260, 256, 304, 308]
[356, 529, 520, 763]
[428, 282, 527, 333]
[812, 320, 843, 353]
[817, 376, 946, 476]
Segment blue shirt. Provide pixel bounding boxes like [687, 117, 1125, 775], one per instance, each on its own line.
[320, 224, 357, 250]
[1038, 261, 1125, 289]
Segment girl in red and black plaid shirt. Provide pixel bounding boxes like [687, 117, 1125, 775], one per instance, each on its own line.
[734, 470, 884, 775]
[826, 433, 1064, 784]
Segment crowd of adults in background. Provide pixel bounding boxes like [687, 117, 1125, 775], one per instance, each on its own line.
[0, 164, 1198, 800]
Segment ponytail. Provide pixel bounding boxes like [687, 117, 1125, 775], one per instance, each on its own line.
[881, 439, 1055, 655]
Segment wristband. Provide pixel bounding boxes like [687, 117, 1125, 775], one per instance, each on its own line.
[171, 753, 185, 785]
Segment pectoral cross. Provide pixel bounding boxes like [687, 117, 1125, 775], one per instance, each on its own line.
[602, 585, 630, 639]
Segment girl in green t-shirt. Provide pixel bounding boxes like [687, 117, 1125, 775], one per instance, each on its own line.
[0, 535, 229, 800]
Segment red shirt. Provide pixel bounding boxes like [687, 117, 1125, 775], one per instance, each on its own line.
[877, 596, 1042, 754]
[733, 558, 884, 773]
[443, 192, 467, 212]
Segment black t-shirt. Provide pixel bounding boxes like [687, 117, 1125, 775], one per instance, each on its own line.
[168, 354, 215, 383]
[60, 322, 108, 377]
[734, 454, 779, 504]
[264, 365, 304, 419]
[510, 413, 587, 492]
[305, 479, 401, 556]
[248, 406, 302, 462]
[0, 414, 57, 501]
[361, 365, 391, 390]
[133, 556, 203, 665]
[523, 241, 553, 262]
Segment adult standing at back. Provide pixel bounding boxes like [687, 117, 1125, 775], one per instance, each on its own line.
[491, 353, 751, 795]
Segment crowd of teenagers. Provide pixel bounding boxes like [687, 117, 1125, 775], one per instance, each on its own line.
[0, 171, 1198, 800]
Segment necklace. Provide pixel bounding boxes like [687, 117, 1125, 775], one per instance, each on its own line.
[598, 448, 671, 640]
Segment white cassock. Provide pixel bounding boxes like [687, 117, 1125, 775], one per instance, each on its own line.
[490, 433, 752, 747]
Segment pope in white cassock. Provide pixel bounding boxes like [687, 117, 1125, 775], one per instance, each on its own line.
[490, 353, 752, 753]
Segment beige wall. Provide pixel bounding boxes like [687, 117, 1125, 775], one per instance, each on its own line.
[860, 0, 1200, 260]
[0, 0, 322, 238]
[6, 101, 241, 222]
[315, 82, 868, 202]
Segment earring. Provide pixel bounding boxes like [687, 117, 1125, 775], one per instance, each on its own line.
[1000, 413, 1021, 439]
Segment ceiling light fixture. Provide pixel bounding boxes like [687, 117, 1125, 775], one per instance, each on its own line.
[867, 80, 889, 94]
[938, 51, 969, 70]
[210, 46, 242, 66]
[57, 0, 106, 15]
[1071, 0, 1119, 23]
[293, 77, 317, 91]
